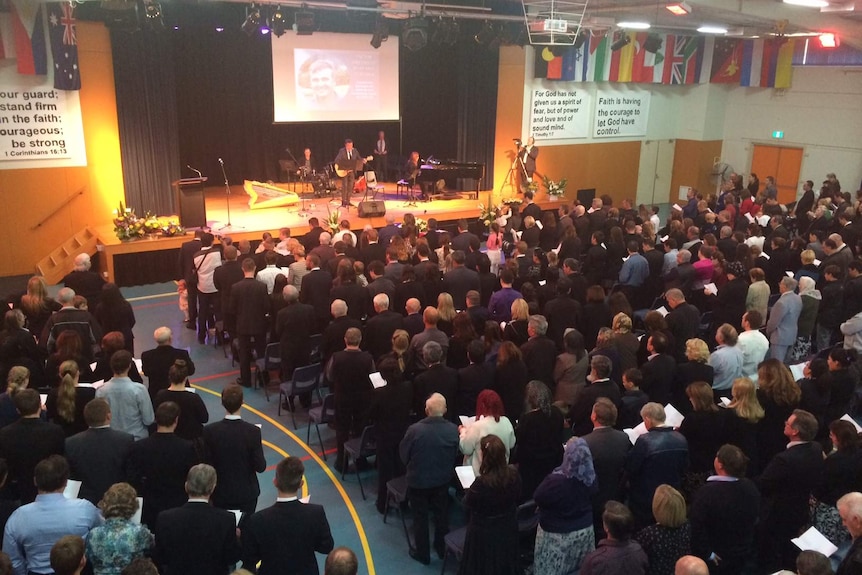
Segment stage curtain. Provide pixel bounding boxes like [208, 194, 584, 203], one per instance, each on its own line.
[457, 42, 500, 191]
[111, 29, 181, 216]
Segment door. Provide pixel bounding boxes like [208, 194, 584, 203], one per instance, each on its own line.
[750, 144, 804, 204]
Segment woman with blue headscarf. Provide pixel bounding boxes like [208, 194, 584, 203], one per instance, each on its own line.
[533, 437, 598, 575]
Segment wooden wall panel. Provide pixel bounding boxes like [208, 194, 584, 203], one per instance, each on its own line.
[670, 139, 723, 203]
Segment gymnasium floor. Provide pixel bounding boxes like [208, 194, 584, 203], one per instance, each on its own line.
[122, 281, 465, 575]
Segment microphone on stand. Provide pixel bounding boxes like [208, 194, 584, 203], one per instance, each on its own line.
[218, 158, 224, 166]
[186, 164, 203, 178]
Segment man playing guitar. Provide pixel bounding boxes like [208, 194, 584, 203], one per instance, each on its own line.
[333, 139, 371, 208]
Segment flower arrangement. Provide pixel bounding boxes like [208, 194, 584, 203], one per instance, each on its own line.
[112, 202, 184, 241]
[542, 175, 568, 196]
[326, 209, 341, 234]
[502, 197, 523, 207]
[415, 217, 428, 233]
[477, 203, 499, 227]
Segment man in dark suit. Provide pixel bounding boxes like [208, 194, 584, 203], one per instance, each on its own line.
[455, 340, 493, 416]
[178, 230, 204, 329]
[756, 409, 825, 573]
[203, 384, 266, 514]
[320, 300, 362, 365]
[276, 285, 317, 379]
[326, 328, 375, 472]
[465, 290, 489, 334]
[229, 259, 270, 388]
[582, 398, 631, 539]
[128, 401, 198, 529]
[451, 219, 478, 254]
[663, 250, 696, 298]
[520, 315, 558, 389]
[441, 251, 480, 312]
[543, 278, 581, 350]
[241, 456, 334, 575]
[587, 198, 607, 233]
[365, 261, 395, 318]
[141, 326, 195, 402]
[518, 136, 539, 186]
[363, 293, 403, 361]
[665, 288, 701, 361]
[640, 332, 676, 405]
[359, 229, 386, 269]
[333, 139, 366, 208]
[377, 214, 400, 248]
[63, 253, 106, 311]
[299, 253, 334, 333]
[412, 341, 458, 424]
[520, 190, 543, 226]
[213, 245, 245, 337]
[571, 355, 621, 437]
[65, 398, 134, 504]
[0, 389, 65, 503]
[154, 463, 242, 575]
[301, 218, 326, 255]
[40, 287, 102, 361]
[402, 298, 425, 340]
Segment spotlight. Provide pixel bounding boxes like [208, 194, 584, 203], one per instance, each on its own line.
[370, 18, 389, 49]
[241, 5, 262, 36]
[666, 1, 692, 16]
[610, 32, 631, 51]
[643, 33, 663, 53]
[474, 21, 496, 45]
[819, 32, 839, 48]
[432, 18, 459, 46]
[143, 0, 163, 30]
[402, 17, 428, 52]
[294, 11, 315, 35]
[270, 6, 287, 37]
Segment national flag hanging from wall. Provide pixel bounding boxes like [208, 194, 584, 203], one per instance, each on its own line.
[47, 2, 80, 90]
[9, 0, 47, 75]
[0, 11, 16, 60]
[534, 45, 577, 81]
[710, 38, 743, 83]
[662, 35, 703, 85]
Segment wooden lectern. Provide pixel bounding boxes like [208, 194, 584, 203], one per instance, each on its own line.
[173, 177, 207, 229]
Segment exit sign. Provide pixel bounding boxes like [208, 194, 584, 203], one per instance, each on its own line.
[772, 130, 785, 139]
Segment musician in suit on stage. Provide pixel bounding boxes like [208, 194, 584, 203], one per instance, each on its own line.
[519, 136, 539, 181]
[333, 139, 366, 208]
[373, 131, 389, 181]
[297, 147, 315, 179]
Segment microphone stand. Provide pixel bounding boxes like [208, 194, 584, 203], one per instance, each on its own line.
[217, 158, 243, 232]
[286, 147, 310, 217]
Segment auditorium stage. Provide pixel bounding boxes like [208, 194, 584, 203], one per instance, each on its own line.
[94, 183, 557, 287]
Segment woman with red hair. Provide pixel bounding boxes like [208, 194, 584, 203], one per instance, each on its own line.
[459, 389, 516, 476]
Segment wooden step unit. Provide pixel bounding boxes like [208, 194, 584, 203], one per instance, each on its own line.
[36, 228, 101, 285]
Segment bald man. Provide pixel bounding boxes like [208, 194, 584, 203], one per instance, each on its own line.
[675, 556, 709, 575]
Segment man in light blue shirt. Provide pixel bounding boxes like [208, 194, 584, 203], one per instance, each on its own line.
[95, 350, 154, 440]
[3, 455, 102, 575]
[708, 323, 745, 396]
[619, 240, 649, 288]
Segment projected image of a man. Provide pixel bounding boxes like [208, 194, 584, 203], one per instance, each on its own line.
[309, 60, 337, 103]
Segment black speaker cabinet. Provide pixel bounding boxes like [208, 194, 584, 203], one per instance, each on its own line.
[358, 200, 386, 218]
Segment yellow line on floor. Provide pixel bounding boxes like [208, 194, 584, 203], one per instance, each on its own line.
[260, 440, 309, 499]
[193, 384, 375, 575]
[126, 291, 176, 302]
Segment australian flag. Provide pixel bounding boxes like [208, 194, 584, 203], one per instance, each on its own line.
[48, 2, 80, 90]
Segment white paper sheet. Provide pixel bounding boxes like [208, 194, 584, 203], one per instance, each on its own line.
[672, 203, 682, 211]
[791, 526, 838, 556]
[64, 480, 82, 499]
[785, 271, 794, 278]
[131, 497, 144, 524]
[720, 397, 731, 407]
[789, 362, 807, 382]
[745, 213, 755, 224]
[535, 220, 543, 230]
[656, 306, 669, 317]
[459, 416, 476, 427]
[664, 404, 685, 429]
[841, 414, 862, 434]
[757, 215, 771, 227]
[40, 394, 47, 406]
[133, 358, 143, 373]
[814, 259, 822, 266]
[660, 235, 669, 242]
[704, 283, 717, 295]
[760, 252, 771, 260]
[455, 465, 476, 489]
[623, 422, 648, 445]
[230, 509, 242, 526]
[369, 372, 387, 389]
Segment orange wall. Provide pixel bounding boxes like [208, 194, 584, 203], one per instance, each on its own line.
[669, 139, 723, 201]
[0, 22, 124, 277]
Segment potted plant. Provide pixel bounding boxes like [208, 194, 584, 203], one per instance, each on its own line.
[542, 175, 568, 201]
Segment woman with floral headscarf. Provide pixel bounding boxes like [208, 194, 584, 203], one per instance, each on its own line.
[790, 276, 821, 361]
[532, 437, 598, 575]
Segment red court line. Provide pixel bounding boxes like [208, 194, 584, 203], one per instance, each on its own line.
[189, 370, 239, 383]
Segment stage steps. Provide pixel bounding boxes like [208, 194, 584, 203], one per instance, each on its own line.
[36, 227, 101, 285]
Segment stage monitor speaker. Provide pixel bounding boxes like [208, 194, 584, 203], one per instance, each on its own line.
[358, 200, 386, 218]
[577, 188, 596, 207]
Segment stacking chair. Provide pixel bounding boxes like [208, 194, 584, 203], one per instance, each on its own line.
[342, 424, 377, 500]
[306, 393, 336, 460]
[278, 362, 323, 429]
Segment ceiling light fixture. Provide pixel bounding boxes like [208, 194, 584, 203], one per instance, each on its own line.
[666, 2, 692, 16]
[782, 0, 829, 7]
[618, 21, 651, 30]
[697, 25, 728, 34]
[819, 32, 839, 47]
[270, 6, 287, 37]
[241, 4, 262, 36]
[402, 16, 429, 52]
[611, 33, 632, 51]
[370, 18, 389, 49]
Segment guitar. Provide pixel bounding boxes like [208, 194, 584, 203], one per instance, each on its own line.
[334, 155, 373, 178]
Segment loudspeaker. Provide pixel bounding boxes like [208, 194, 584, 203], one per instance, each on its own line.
[358, 200, 386, 218]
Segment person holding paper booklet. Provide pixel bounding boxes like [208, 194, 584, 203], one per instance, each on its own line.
[756, 409, 826, 573]
[3, 455, 102, 575]
[459, 390, 515, 477]
[766, 276, 803, 362]
[46, 361, 96, 438]
[153, 360, 208, 442]
[707, 325, 744, 402]
[85, 482, 153, 575]
[679, 382, 726, 497]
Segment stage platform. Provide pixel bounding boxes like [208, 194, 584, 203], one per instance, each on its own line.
[94, 183, 559, 286]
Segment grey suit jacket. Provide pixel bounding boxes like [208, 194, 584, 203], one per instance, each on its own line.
[766, 291, 802, 345]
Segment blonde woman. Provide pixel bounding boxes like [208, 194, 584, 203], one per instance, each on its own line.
[436, 292, 457, 336]
[0, 366, 29, 429]
[634, 485, 691, 574]
[723, 377, 764, 474]
[287, 241, 308, 288]
[18, 275, 60, 342]
[46, 360, 95, 437]
[672, 339, 714, 413]
[503, 298, 530, 346]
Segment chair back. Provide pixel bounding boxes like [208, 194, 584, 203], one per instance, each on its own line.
[309, 333, 323, 364]
[264, 343, 281, 371]
[516, 499, 539, 533]
[358, 425, 377, 456]
[319, 393, 336, 424]
[292, 362, 322, 395]
[366, 171, 378, 185]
